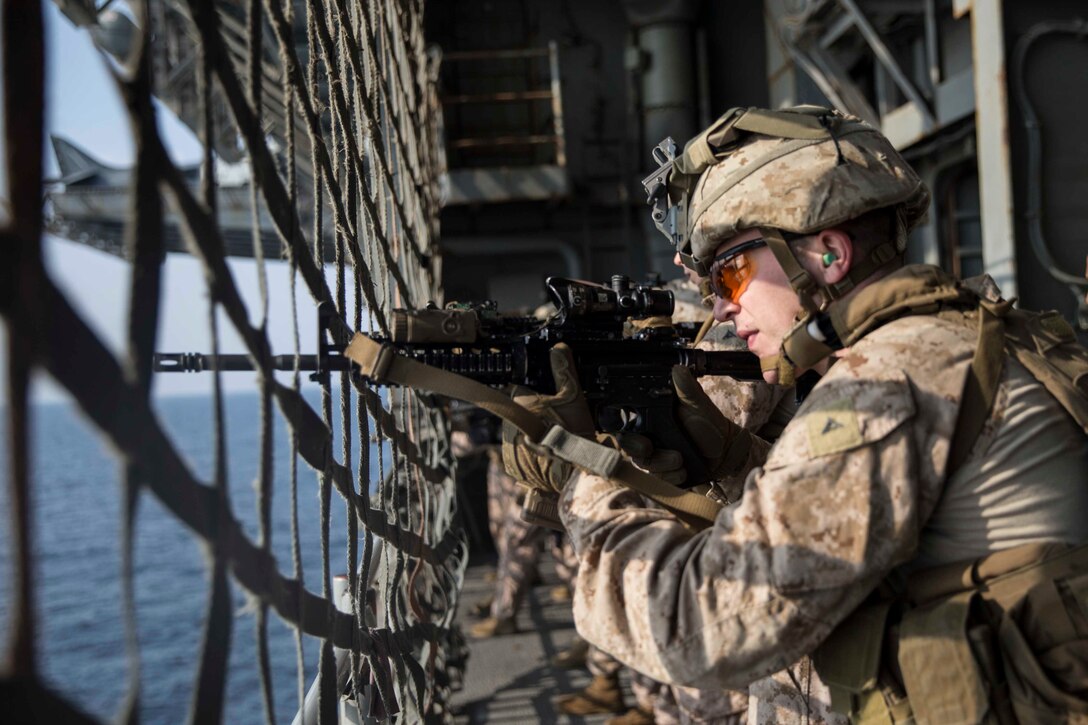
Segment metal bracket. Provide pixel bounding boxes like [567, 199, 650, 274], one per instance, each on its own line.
[640, 137, 683, 247]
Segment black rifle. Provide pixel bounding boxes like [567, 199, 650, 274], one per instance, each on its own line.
[154, 275, 763, 487]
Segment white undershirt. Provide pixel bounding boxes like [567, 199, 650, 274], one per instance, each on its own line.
[917, 357, 1088, 567]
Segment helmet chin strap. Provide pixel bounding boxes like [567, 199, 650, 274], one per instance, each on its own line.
[758, 221, 910, 376]
[758, 227, 824, 383]
[781, 314, 838, 373]
[759, 353, 797, 386]
[759, 227, 822, 314]
[698, 278, 715, 308]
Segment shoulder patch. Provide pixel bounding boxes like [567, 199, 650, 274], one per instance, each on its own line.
[763, 370, 917, 466]
[806, 398, 862, 456]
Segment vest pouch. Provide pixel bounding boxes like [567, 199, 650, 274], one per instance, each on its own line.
[813, 600, 909, 724]
[989, 564, 1088, 724]
[897, 590, 992, 724]
[997, 614, 1088, 724]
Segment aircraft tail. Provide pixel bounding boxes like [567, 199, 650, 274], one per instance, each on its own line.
[51, 136, 112, 178]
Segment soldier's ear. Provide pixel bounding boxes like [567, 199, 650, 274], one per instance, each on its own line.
[812, 228, 853, 285]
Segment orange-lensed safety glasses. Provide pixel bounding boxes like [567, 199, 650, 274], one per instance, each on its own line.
[708, 238, 767, 302]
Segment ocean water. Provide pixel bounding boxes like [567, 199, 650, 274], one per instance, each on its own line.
[0, 389, 390, 723]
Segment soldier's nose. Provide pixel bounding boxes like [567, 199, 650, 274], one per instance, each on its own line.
[714, 296, 738, 323]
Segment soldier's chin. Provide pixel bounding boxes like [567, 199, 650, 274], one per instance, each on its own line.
[761, 367, 780, 385]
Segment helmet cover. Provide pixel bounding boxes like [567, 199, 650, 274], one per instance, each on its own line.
[680, 107, 929, 266]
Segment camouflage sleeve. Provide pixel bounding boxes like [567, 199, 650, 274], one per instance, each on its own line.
[697, 368, 792, 434]
[560, 322, 970, 690]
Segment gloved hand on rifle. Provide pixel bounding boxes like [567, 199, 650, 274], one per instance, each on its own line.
[502, 343, 595, 494]
[671, 365, 768, 483]
[503, 346, 765, 498]
[501, 342, 698, 494]
[594, 366, 757, 491]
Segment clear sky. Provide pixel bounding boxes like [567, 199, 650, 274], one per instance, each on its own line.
[1, 4, 338, 404]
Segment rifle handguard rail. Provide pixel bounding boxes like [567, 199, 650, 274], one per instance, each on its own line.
[344, 333, 549, 442]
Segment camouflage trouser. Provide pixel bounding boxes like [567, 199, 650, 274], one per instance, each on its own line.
[586, 643, 623, 678]
[485, 448, 507, 560]
[632, 671, 681, 724]
[486, 449, 546, 619]
[588, 646, 748, 723]
[671, 684, 748, 724]
[585, 646, 683, 723]
[551, 533, 578, 588]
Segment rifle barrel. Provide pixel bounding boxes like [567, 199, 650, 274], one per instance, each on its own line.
[152, 353, 351, 372]
[152, 347, 763, 381]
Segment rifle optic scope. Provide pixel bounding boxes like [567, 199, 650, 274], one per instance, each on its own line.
[547, 275, 673, 323]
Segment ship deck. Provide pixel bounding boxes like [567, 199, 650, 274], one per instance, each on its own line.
[451, 554, 634, 724]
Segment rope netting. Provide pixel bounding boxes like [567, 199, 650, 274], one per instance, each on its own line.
[2, 0, 466, 722]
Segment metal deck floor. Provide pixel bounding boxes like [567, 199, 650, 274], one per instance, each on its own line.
[450, 556, 634, 724]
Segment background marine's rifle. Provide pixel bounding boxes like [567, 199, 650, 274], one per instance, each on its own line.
[154, 275, 763, 487]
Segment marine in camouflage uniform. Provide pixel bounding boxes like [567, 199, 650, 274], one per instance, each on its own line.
[471, 447, 547, 637]
[559, 292, 1088, 722]
[505, 106, 1088, 724]
[452, 426, 545, 635]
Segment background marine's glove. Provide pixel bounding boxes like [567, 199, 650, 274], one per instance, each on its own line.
[501, 344, 594, 495]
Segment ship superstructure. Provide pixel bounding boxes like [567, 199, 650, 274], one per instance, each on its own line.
[4, 1, 1087, 724]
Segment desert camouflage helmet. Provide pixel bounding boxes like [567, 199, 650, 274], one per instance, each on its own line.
[644, 106, 931, 385]
[646, 105, 929, 275]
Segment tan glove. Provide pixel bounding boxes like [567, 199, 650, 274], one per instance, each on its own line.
[672, 365, 762, 481]
[501, 344, 594, 495]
